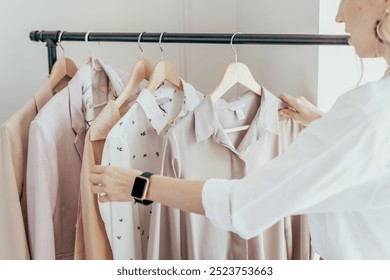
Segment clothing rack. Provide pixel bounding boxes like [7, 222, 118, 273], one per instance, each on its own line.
[30, 30, 350, 73]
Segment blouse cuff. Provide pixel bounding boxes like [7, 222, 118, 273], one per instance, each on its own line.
[202, 178, 235, 232]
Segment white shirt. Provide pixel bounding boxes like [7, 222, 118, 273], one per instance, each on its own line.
[202, 75, 390, 260]
[99, 80, 204, 260]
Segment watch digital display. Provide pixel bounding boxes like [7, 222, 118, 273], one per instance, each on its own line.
[131, 176, 148, 199]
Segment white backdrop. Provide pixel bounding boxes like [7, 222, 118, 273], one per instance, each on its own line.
[318, 0, 387, 111]
[1, 0, 321, 123]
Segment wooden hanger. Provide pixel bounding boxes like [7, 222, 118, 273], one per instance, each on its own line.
[210, 62, 262, 102]
[146, 32, 183, 93]
[210, 33, 262, 133]
[116, 59, 154, 107]
[116, 33, 154, 109]
[49, 57, 78, 90]
[146, 61, 182, 92]
[49, 32, 77, 90]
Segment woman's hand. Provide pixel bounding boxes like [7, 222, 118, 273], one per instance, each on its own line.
[279, 93, 324, 126]
[90, 165, 142, 202]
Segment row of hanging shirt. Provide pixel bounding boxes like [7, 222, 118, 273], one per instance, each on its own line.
[0, 40, 313, 260]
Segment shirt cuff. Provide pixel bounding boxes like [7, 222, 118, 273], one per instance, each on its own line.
[202, 178, 236, 233]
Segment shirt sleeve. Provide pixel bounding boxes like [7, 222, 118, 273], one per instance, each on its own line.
[0, 125, 30, 259]
[26, 120, 58, 259]
[202, 95, 389, 240]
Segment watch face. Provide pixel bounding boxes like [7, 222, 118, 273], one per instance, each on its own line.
[131, 176, 148, 199]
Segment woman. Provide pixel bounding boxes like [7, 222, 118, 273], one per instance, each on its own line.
[90, 0, 390, 259]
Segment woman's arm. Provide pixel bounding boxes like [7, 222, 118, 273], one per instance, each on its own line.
[90, 165, 205, 215]
[89, 94, 324, 218]
[90, 92, 387, 240]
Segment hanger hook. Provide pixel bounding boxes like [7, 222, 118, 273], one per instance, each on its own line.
[159, 32, 165, 60]
[230, 32, 242, 63]
[138, 32, 145, 60]
[85, 30, 95, 57]
[85, 30, 96, 68]
[58, 31, 65, 58]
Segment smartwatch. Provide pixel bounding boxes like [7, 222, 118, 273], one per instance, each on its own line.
[131, 171, 154, 205]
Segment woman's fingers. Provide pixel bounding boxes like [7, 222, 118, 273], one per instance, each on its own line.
[91, 165, 106, 174]
[89, 165, 139, 202]
[279, 93, 323, 126]
[280, 93, 300, 110]
[91, 184, 105, 194]
[279, 108, 299, 119]
[89, 173, 103, 185]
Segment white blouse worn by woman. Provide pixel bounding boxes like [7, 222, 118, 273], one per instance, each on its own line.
[202, 74, 390, 260]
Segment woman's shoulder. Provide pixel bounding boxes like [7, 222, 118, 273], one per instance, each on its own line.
[345, 75, 390, 102]
[344, 75, 390, 125]
[320, 76, 390, 133]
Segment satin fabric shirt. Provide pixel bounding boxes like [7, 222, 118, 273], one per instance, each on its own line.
[26, 59, 127, 259]
[149, 90, 311, 260]
[203, 75, 390, 259]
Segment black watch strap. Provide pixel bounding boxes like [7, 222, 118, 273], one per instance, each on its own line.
[133, 172, 154, 205]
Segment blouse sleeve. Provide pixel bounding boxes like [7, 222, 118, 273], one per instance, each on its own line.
[26, 120, 58, 259]
[202, 94, 389, 240]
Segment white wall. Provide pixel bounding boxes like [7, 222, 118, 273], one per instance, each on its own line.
[318, 0, 387, 111]
[238, 0, 319, 104]
[0, 0, 187, 123]
[183, 0, 319, 102]
[0, 0, 321, 123]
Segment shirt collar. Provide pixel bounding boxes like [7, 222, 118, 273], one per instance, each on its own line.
[181, 78, 202, 116]
[95, 58, 126, 96]
[67, 66, 86, 138]
[194, 95, 217, 143]
[89, 100, 121, 141]
[136, 88, 169, 135]
[83, 58, 128, 129]
[384, 66, 390, 77]
[68, 59, 128, 140]
[136, 78, 202, 135]
[164, 78, 202, 118]
[256, 88, 284, 137]
[194, 88, 285, 144]
[87, 59, 129, 141]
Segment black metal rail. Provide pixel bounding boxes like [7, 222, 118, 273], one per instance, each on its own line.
[30, 31, 350, 73]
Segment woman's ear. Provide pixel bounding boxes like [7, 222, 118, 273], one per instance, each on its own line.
[376, 4, 390, 44]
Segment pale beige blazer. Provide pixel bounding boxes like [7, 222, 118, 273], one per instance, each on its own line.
[0, 78, 64, 259]
[26, 60, 128, 260]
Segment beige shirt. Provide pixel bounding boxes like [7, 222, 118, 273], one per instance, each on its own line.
[0, 78, 63, 259]
[74, 95, 132, 259]
[149, 91, 311, 259]
[202, 75, 390, 259]
[26, 59, 127, 260]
